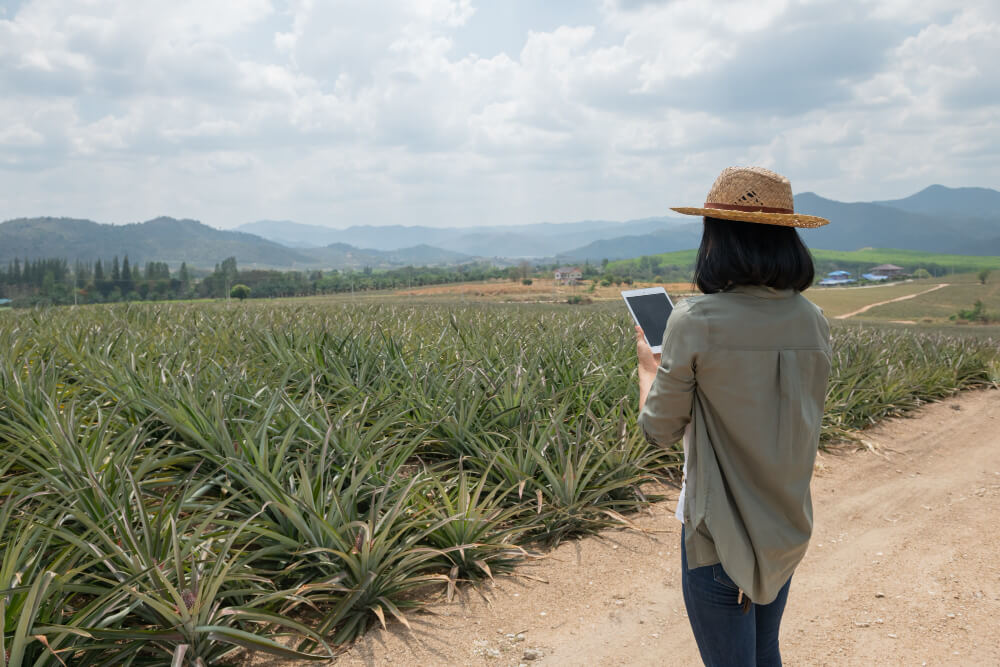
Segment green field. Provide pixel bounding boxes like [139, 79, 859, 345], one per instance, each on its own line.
[607, 248, 1000, 276]
[808, 248, 1000, 273]
[0, 301, 997, 662]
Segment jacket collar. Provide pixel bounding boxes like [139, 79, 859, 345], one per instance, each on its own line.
[726, 285, 797, 299]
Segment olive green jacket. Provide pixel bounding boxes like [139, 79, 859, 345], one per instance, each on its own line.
[638, 285, 832, 604]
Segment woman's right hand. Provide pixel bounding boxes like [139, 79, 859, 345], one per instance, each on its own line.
[636, 326, 661, 376]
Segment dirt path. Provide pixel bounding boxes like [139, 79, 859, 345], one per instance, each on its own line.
[260, 390, 1000, 666]
[835, 284, 949, 320]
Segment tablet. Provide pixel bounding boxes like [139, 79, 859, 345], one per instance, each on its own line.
[622, 287, 674, 354]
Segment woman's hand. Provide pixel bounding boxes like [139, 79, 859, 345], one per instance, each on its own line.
[636, 326, 660, 412]
[635, 326, 661, 376]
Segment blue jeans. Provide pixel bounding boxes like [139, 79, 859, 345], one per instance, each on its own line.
[681, 527, 792, 666]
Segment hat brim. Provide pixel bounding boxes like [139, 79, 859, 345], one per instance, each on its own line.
[670, 206, 829, 229]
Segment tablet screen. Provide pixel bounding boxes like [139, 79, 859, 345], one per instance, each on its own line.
[626, 292, 673, 348]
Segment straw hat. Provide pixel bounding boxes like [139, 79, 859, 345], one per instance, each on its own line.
[671, 166, 829, 228]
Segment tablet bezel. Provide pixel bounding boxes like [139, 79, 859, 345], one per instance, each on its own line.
[621, 286, 674, 354]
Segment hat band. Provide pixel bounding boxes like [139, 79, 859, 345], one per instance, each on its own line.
[704, 202, 794, 214]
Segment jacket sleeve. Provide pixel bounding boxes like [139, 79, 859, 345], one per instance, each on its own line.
[637, 300, 705, 447]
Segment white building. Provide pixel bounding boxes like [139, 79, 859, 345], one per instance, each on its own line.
[554, 266, 583, 284]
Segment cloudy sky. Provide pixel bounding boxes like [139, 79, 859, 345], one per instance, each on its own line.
[0, 0, 997, 229]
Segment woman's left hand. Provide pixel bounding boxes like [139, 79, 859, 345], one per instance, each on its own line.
[635, 325, 661, 376]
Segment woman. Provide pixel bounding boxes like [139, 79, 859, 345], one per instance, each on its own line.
[636, 166, 832, 666]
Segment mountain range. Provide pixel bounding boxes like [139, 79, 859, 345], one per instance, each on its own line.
[795, 188, 1000, 256]
[2, 185, 999, 269]
[236, 216, 690, 257]
[565, 185, 1000, 260]
[0, 217, 472, 270]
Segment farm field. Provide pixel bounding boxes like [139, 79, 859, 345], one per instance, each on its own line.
[387, 270, 999, 328]
[860, 273, 1000, 322]
[607, 248, 1000, 276]
[0, 301, 997, 663]
[807, 248, 1000, 273]
[804, 280, 940, 318]
[395, 278, 695, 302]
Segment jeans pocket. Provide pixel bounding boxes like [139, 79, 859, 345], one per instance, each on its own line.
[711, 564, 739, 591]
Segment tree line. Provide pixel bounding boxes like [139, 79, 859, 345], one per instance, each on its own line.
[0, 256, 515, 307]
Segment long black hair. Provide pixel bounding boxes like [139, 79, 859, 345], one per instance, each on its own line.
[693, 217, 814, 294]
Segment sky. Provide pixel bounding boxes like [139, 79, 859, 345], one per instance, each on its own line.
[0, 0, 997, 229]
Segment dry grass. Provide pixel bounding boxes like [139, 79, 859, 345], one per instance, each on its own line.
[396, 279, 695, 302]
[805, 281, 938, 318]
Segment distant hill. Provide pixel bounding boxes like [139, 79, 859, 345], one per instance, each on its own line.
[557, 186, 1000, 262]
[874, 184, 1000, 218]
[238, 220, 337, 248]
[794, 193, 1000, 255]
[0, 217, 474, 270]
[237, 216, 691, 256]
[557, 225, 703, 261]
[299, 243, 470, 268]
[8, 184, 1000, 270]
[0, 216, 313, 268]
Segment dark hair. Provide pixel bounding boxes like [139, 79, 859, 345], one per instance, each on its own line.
[693, 217, 814, 294]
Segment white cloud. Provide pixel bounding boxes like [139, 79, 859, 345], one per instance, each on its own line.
[0, 0, 996, 228]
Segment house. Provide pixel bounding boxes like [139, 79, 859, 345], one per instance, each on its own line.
[861, 273, 889, 282]
[818, 270, 855, 286]
[554, 266, 583, 284]
[869, 264, 905, 277]
[0, 298, 11, 307]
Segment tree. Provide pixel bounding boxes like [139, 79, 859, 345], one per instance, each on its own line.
[978, 269, 990, 285]
[913, 268, 931, 280]
[230, 284, 251, 301]
[94, 259, 104, 281]
[518, 260, 532, 281]
[220, 257, 238, 279]
[179, 262, 190, 285]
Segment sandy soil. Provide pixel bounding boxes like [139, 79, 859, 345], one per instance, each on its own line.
[258, 389, 1000, 666]
[835, 284, 949, 319]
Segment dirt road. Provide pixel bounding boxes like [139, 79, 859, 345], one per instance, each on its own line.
[835, 284, 949, 320]
[262, 390, 999, 666]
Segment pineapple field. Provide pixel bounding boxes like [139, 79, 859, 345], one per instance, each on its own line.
[0, 301, 997, 665]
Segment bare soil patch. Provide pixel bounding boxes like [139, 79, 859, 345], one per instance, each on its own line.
[257, 390, 1000, 666]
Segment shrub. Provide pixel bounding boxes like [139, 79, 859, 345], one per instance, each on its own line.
[231, 284, 251, 300]
[951, 300, 992, 323]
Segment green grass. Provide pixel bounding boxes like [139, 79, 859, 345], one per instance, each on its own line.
[607, 248, 1000, 276]
[0, 301, 997, 662]
[807, 249, 1000, 273]
[606, 249, 697, 274]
